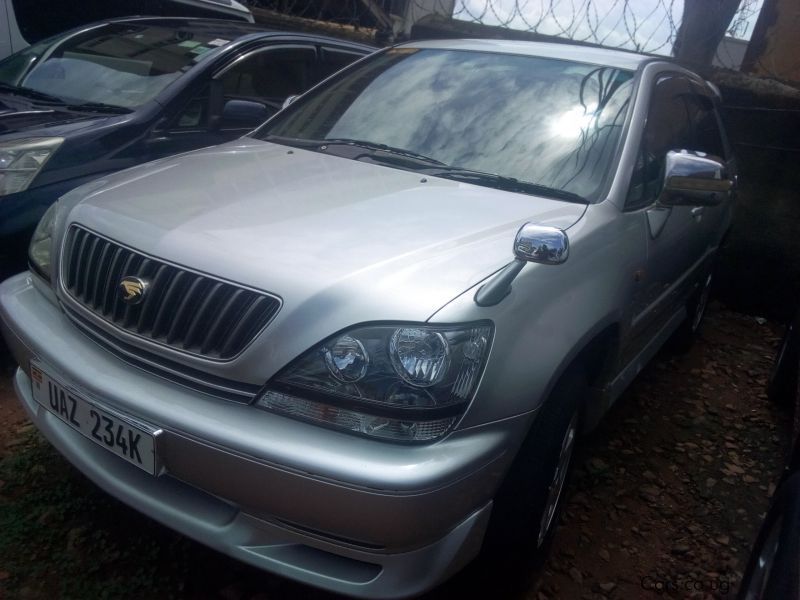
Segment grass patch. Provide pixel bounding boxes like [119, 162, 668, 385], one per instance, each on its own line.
[0, 431, 190, 599]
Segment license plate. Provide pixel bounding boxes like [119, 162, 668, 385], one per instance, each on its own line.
[30, 362, 159, 475]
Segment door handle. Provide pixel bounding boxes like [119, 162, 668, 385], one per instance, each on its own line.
[691, 206, 704, 221]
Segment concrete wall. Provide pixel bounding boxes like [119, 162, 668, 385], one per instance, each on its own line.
[394, 0, 456, 36]
[710, 74, 800, 320]
[743, 0, 800, 82]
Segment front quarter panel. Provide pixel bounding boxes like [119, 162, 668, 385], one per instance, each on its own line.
[432, 200, 644, 430]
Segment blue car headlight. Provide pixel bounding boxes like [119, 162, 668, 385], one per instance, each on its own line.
[0, 137, 62, 196]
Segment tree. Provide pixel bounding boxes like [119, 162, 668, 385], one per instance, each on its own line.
[673, 0, 742, 65]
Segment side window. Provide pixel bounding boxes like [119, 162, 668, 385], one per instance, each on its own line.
[175, 85, 210, 128]
[684, 92, 726, 158]
[626, 74, 693, 210]
[172, 46, 317, 130]
[317, 48, 364, 81]
[219, 46, 316, 108]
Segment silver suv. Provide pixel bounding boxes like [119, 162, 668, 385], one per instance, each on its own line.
[0, 39, 735, 598]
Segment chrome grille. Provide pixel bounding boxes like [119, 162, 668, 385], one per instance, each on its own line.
[62, 226, 280, 360]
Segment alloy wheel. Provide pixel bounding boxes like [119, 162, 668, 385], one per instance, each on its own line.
[537, 411, 578, 546]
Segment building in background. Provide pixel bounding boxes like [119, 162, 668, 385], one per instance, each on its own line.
[743, 0, 800, 82]
[715, 36, 750, 70]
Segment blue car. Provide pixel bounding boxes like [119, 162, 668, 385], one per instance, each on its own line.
[0, 17, 372, 272]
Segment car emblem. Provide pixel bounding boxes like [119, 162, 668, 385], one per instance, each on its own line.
[119, 276, 149, 305]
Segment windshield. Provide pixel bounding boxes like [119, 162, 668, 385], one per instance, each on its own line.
[259, 48, 634, 202]
[0, 23, 228, 109]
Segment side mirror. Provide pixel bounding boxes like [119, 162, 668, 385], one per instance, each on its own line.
[514, 223, 569, 265]
[660, 150, 734, 207]
[220, 99, 269, 129]
[282, 95, 299, 110]
[475, 222, 568, 306]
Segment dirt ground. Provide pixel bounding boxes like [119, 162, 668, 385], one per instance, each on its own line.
[0, 304, 790, 600]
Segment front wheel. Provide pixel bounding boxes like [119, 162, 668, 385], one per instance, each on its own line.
[483, 364, 585, 556]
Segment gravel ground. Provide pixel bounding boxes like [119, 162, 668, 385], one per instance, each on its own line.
[524, 305, 788, 600]
[0, 303, 790, 599]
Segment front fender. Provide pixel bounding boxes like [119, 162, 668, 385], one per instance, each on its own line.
[430, 201, 640, 431]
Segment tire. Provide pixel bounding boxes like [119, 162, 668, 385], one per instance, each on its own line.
[672, 271, 713, 352]
[768, 314, 799, 408]
[483, 363, 585, 558]
[738, 472, 800, 600]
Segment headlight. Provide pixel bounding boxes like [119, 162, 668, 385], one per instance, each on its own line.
[256, 322, 493, 442]
[28, 202, 58, 280]
[0, 137, 63, 196]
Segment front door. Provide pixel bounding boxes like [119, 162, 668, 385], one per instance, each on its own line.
[146, 42, 370, 161]
[624, 73, 708, 357]
[146, 44, 320, 160]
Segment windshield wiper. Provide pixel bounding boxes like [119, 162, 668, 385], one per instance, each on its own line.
[0, 82, 64, 105]
[0, 84, 130, 113]
[263, 135, 586, 203]
[421, 166, 588, 204]
[265, 135, 446, 167]
[320, 138, 447, 166]
[65, 102, 131, 114]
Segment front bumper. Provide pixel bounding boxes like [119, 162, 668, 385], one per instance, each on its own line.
[0, 272, 531, 599]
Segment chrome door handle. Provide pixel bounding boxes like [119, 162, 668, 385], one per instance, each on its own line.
[691, 206, 704, 221]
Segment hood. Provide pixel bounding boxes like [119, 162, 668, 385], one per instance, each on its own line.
[0, 94, 113, 136]
[65, 138, 586, 346]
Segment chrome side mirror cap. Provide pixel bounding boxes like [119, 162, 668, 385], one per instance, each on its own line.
[514, 223, 569, 265]
[475, 222, 569, 306]
[660, 150, 734, 207]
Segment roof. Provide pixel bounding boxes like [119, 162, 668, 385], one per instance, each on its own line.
[103, 16, 274, 38]
[403, 38, 655, 71]
[101, 17, 374, 50]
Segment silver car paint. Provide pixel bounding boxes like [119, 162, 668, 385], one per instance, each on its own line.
[0, 41, 733, 598]
[54, 140, 586, 386]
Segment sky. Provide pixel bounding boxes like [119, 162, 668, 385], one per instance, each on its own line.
[452, 0, 764, 55]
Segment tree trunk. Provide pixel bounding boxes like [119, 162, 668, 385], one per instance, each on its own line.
[673, 0, 742, 65]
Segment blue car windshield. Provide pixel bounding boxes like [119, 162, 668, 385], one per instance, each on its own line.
[260, 48, 635, 203]
[0, 23, 227, 108]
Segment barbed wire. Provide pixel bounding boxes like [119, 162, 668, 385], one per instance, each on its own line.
[246, 0, 763, 57]
[451, 0, 763, 54]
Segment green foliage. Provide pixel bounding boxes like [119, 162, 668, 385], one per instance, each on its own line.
[0, 433, 188, 599]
